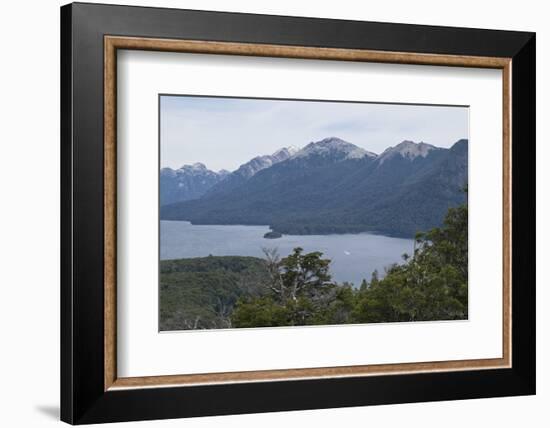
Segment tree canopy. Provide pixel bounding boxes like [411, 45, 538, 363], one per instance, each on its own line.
[232, 198, 468, 328]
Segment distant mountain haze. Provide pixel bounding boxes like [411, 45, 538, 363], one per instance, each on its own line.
[160, 163, 230, 206]
[160, 137, 468, 238]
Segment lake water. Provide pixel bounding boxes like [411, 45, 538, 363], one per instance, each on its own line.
[161, 221, 414, 286]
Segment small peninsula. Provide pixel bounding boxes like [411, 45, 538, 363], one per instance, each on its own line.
[263, 231, 282, 239]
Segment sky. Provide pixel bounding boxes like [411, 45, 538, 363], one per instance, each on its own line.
[160, 95, 469, 171]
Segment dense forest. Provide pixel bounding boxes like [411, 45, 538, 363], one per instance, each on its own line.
[160, 197, 468, 330]
[160, 256, 269, 330]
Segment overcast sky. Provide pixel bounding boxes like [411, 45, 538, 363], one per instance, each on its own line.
[160, 95, 469, 171]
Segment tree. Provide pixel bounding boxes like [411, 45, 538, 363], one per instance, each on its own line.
[277, 247, 332, 302]
[230, 296, 293, 328]
[354, 193, 468, 323]
[232, 247, 354, 327]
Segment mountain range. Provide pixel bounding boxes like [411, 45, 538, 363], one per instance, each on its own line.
[160, 163, 230, 206]
[160, 137, 468, 238]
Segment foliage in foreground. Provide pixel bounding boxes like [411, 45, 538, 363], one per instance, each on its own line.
[232, 200, 468, 328]
[160, 199, 468, 330]
[159, 256, 269, 330]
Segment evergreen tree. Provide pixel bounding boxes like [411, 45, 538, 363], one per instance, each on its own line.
[354, 193, 468, 322]
[232, 192, 468, 328]
[232, 247, 354, 327]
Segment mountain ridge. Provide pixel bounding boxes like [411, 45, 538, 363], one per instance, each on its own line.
[292, 137, 377, 161]
[160, 137, 468, 237]
[160, 163, 230, 206]
[203, 146, 298, 198]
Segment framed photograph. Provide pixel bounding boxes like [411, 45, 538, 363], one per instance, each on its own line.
[60, 2, 535, 424]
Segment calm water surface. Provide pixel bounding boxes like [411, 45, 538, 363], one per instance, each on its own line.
[161, 221, 414, 286]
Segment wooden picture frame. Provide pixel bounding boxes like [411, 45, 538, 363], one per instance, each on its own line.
[61, 2, 535, 424]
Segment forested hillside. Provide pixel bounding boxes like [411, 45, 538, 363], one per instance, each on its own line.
[160, 256, 269, 330]
[161, 138, 468, 237]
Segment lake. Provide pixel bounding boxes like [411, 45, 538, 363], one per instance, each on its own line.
[161, 221, 414, 286]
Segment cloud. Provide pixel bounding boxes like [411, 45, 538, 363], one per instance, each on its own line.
[160, 95, 468, 171]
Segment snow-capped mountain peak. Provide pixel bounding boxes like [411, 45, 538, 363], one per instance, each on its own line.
[160, 163, 229, 205]
[160, 162, 227, 181]
[272, 146, 299, 160]
[292, 137, 374, 160]
[234, 146, 297, 179]
[378, 140, 438, 164]
[180, 162, 208, 172]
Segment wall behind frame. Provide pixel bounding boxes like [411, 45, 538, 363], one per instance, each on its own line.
[0, 0, 546, 427]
